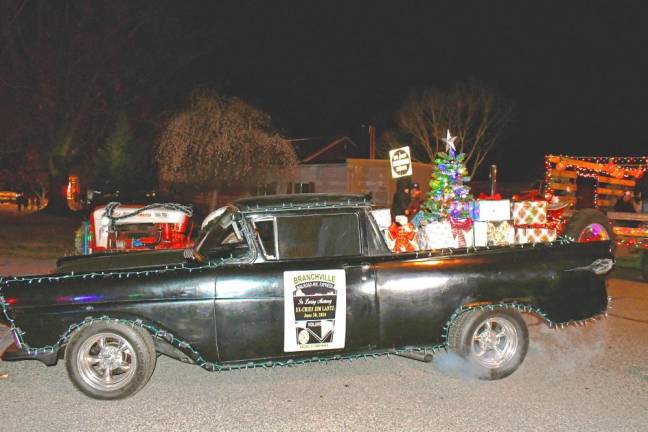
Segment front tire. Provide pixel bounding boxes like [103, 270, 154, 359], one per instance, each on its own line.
[447, 308, 529, 380]
[65, 321, 156, 400]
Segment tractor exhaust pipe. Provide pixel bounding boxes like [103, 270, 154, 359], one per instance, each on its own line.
[490, 164, 498, 196]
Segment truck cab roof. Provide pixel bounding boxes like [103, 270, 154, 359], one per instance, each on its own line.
[234, 193, 373, 213]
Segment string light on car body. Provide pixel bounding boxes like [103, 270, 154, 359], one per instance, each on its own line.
[0, 297, 609, 372]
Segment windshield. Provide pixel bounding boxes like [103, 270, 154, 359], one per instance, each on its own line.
[194, 207, 246, 256]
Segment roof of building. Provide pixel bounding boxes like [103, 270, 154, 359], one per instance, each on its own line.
[234, 193, 372, 212]
[292, 136, 358, 164]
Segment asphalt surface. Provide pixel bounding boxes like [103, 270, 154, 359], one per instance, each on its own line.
[1, 274, 647, 431]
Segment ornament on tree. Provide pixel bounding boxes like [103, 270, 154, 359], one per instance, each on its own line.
[423, 130, 473, 222]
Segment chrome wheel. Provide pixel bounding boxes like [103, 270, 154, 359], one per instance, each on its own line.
[77, 332, 137, 392]
[471, 317, 518, 369]
[578, 223, 610, 243]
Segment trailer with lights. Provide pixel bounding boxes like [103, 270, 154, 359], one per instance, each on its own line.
[543, 155, 645, 211]
[541, 155, 648, 278]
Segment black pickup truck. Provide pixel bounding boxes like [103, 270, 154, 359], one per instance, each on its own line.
[0, 194, 613, 399]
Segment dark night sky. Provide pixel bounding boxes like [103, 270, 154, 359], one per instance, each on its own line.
[60, 1, 648, 181]
[172, 1, 647, 180]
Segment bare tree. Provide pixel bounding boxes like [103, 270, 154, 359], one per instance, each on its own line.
[16, 149, 48, 203]
[157, 89, 298, 210]
[376, 130, 405, 159]
[389, 81, 514, 177]
[1, 0, 216, 212]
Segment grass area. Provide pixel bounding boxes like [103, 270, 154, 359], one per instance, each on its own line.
[0, 210, 81, 260]
[615, 247, 645, 270]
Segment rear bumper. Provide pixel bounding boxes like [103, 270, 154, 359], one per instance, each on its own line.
[2, 347, 58, 366]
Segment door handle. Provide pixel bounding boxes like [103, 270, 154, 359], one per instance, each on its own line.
[361, 262, 371, 281]
[343, 263, 372, 281]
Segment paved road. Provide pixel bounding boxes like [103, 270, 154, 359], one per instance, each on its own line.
[1, 278, 647, 431]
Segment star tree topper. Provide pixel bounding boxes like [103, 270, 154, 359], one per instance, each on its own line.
[443, 129, 457, 155]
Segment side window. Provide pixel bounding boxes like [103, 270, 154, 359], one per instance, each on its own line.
[199, 223, 240, 251]
[253, 219, 277, 259]
[276, 213, 361, 259]
[196, 213, 250, 260]
[220, 225, 242, 245]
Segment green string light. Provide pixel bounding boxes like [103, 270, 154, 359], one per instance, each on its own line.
[0, 298, 608, 372]
[0, 255, 236, 287]
[0, 227, 607, 371]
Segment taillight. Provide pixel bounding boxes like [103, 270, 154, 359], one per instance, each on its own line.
[4, 297, 18, 306]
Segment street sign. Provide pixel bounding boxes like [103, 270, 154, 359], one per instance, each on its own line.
[389, 146, 413, 178]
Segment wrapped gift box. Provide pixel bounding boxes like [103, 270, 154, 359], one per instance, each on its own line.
[387, 221, 419, 252]
[370, 208, 392, 230]
[488, 221, 516, 246]
[516, 227, 557, 244]
[472, 200, 511, 222]
[474, 221, 515, 247]
[417, 221, 455, 250]
[512, 201, 547, 226]
[453, 227, 474, 248]
[473, 221, 488, 247]
[450, 218, 474, 248]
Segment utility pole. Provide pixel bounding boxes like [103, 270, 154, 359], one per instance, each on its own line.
[368, 124, 376, 159]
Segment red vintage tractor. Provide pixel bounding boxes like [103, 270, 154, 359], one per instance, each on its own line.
[78, 203, 194, 254]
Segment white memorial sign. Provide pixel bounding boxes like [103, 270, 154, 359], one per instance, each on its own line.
[283, 270, 346, 352]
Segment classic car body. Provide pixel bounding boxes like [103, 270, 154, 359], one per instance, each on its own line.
[0, 194, 613, 399]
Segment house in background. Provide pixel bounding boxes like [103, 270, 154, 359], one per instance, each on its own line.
[162, 136, 433, 212]
[287, 136, 433, 207]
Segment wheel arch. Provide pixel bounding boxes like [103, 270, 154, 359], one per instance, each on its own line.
[447, 300, 605, 343]
[456, 300, 551, 325]
[56, 315, 202, 365]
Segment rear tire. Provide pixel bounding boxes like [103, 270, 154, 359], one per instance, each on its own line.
[65, 321, 156, 400]
[563, 209, 613, 247]
[447, 308, 529, 380]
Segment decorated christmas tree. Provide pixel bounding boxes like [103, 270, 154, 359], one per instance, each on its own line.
[423, 130, 472, 221]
